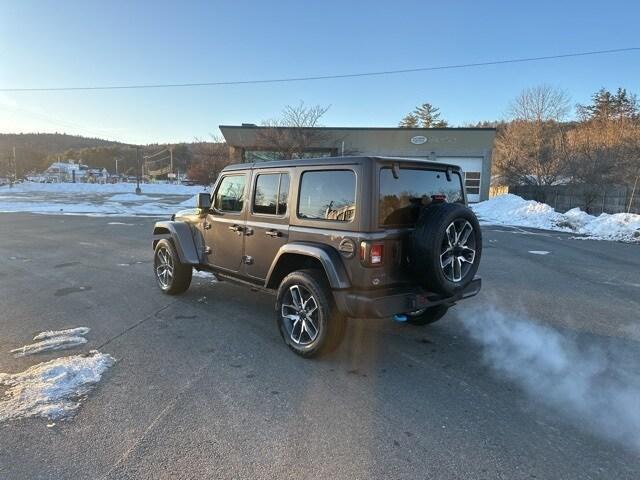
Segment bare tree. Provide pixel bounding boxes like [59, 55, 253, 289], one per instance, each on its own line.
[509, 85, 570, 122]
[494, 86, 572, 200]
[256, 102, 331, 159]
[188, 135, 231, 185]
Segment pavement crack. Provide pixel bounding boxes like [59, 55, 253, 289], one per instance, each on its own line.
[97, 302, 176, 350]
[99, 361, 211, 479]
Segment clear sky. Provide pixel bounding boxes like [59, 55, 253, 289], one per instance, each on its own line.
[1, 0, 638, 144]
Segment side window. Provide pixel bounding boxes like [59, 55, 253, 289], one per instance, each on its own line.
[253, 173, 289, 215]
[298, 170, 356, 222]
[213, 175, 246, 212]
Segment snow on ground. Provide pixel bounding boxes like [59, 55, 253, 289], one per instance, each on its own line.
[108, 193, 160, 201]
[0, 351, 115, 422]
[193, 269, 219, 282]
[11, 327, 91, 357]
[11, 336, 88, 357]
[0, 181, 207, 217]
[33, 327, 90, 341]
[472, 194, 640, 243]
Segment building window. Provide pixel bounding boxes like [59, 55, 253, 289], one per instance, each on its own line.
[214, 175, 246, 212]
[464, 171, 481, 195]
[253, 173, 290, 215]
[298, 170, 356, 222]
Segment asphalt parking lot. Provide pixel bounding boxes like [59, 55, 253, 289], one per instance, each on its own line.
[1, 213, 639, 479]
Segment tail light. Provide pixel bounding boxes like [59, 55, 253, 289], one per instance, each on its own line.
[360, 242, 384, 265]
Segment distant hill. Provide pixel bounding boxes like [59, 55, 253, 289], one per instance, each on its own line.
[0, 133, 129, 177]
[0, 132, 125, 155]
[0, 132, 209, 178]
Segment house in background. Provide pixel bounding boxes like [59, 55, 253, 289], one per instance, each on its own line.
[219, 125, 496, 202]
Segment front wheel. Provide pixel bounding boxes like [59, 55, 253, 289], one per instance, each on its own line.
[154, 239, 192, 295]
[275, 269, 345, 358]
[406, 305, 449, 326]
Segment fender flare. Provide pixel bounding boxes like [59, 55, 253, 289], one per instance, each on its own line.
[265, 242, 351, 290]
[152, 221, 201, 265]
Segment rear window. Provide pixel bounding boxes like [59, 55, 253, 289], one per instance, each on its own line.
[298, 170, 356, 222]
[379, 167, 464, 227]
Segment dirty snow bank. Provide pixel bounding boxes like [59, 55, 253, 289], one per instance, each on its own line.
[472, 194, 640, 242]
[0, 351, 115, 422]
[10, 327, 91, 357]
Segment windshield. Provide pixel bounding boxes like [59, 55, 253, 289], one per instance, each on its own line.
[378, 166, 464, 227]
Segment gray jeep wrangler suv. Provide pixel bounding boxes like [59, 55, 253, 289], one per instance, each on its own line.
[152, 156, 482, 357]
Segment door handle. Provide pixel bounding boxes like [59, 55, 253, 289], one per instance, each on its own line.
[204, 222, 211, 230]
[265, 229, 282, 238]
[228, 224, 243, 233]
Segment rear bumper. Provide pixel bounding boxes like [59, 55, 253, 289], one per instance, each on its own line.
[333, 277, 481, 319]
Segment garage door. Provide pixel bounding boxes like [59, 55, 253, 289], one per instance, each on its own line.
[438, 157, 483, 203]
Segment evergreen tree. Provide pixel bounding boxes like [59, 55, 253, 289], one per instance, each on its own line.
[398, 113, 419, 128]
[413, 103, 449, 127]
[399, 103, 449, 128]
[577, 87, 639, 121]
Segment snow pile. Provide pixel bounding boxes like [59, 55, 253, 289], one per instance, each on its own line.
[473, 194, 640, 242]
[576, 212, 640, 242]
[0, 351, 115, 421]
[472, 194, 565, 229]
[11, 327, 91, 357]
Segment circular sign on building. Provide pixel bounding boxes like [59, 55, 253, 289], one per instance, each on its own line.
[410, 135, 428, 145]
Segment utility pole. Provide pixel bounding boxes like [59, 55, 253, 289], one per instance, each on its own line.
[12, 146, 17, 179]
[135, 146, 142, 195]
[115, 158, 119, 176]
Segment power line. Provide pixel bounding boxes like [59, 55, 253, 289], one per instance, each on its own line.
[1, 47, 638, 93]
[143, 148, 169, 159]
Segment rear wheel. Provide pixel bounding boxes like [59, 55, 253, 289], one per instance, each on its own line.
[154, 239, 192, 295]
[410, 203, 482, 296]
[275, 269, 345, 358]
[405, 305, 449, 326]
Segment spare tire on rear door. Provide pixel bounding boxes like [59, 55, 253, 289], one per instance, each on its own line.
[409, 203, 482, 296]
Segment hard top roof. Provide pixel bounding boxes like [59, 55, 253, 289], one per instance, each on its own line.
[222, 156, 462, 172]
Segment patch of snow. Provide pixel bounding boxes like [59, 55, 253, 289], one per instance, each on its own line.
[11, 336, 88, 357]
[1, 181, 205, 195]
[33, 327, 90, 341]
[473, 194, 640, 243]
[193, 269, 219, 282]
[0, 181, 209, 217]
[108, 193, 160, 202]
[0, 351, 115, 422]
[108, 222, 134, 225]
[528, 250, 550, 255]
[11, 327, 91, 357]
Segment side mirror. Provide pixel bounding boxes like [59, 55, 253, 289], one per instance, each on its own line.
[196, 192, 212, 209]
